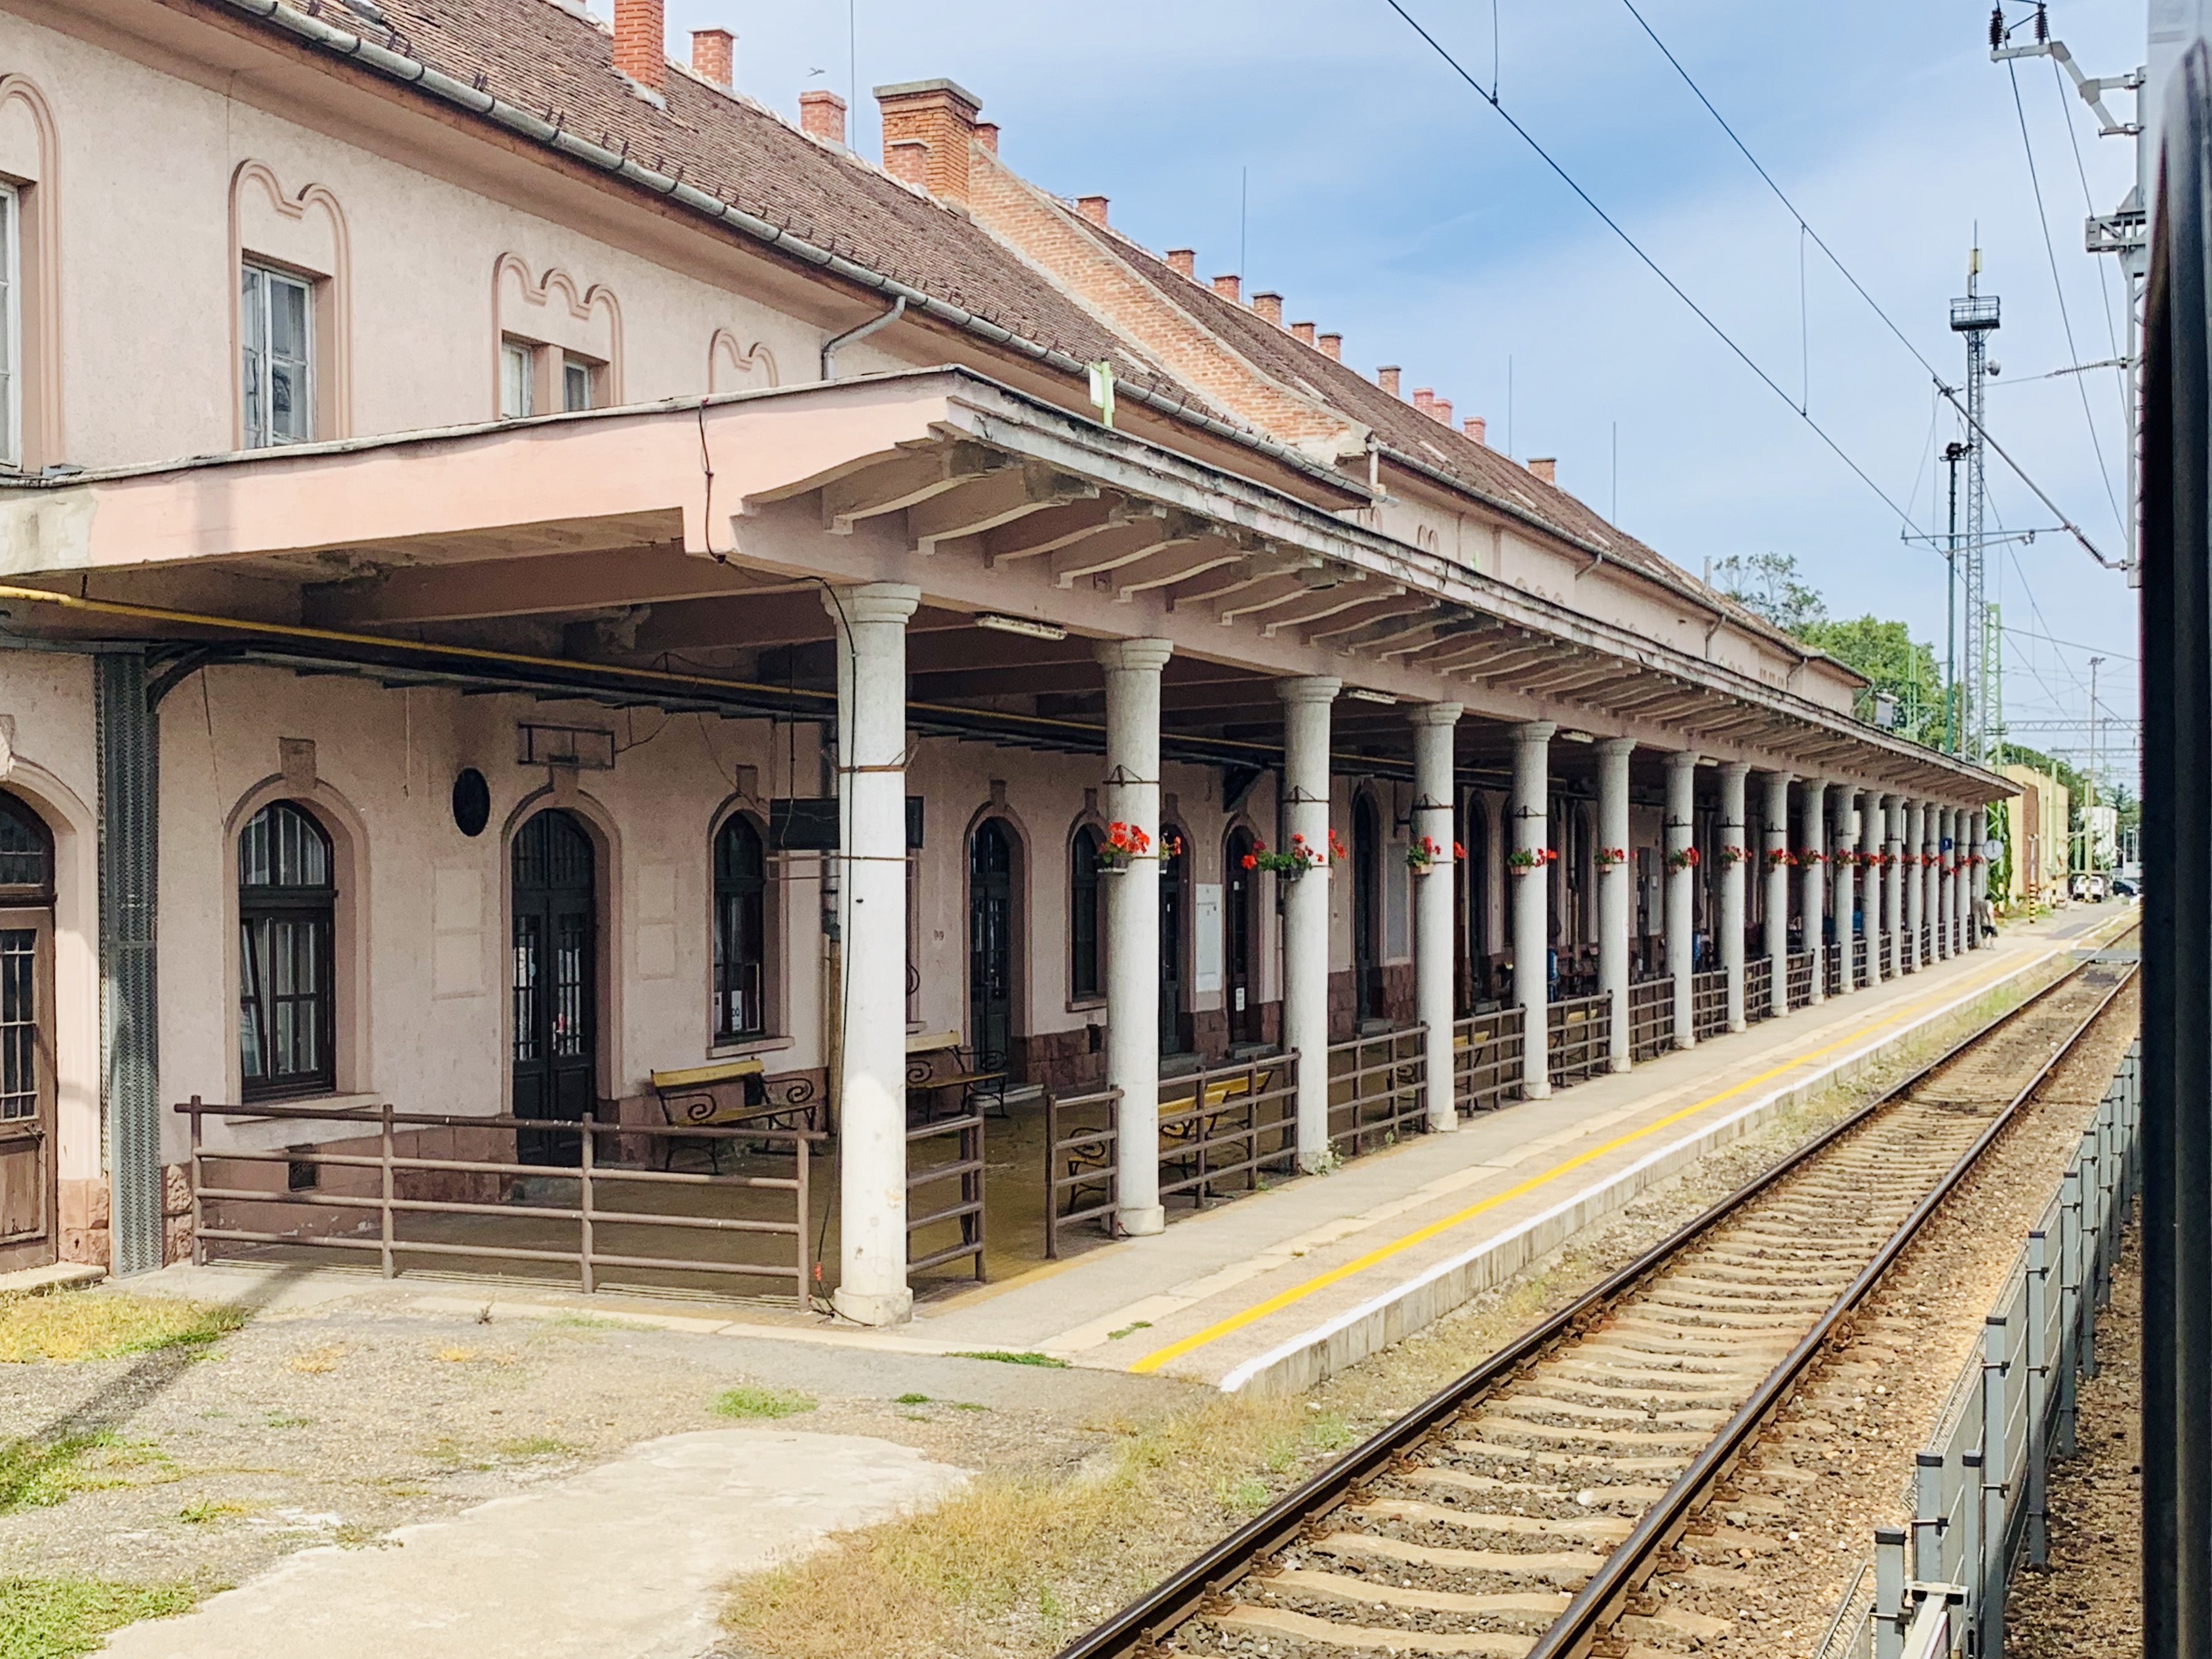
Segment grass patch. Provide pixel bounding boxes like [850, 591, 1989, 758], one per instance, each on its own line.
[261, 1414, 310, 1430]
[285, 1343, 345, 1375]
[494, 1436, 576, 1458]
[893, 1393, 931, 1406]
[0, 1293, 243, 1364]
[714, 1385, 817, 1420]
[0, 1575, 200, 1659]
[948, 1351, 1068, 1368]
[176, 1498, 249, 1525]
[1105, 1322, 1152, 1341]
[723, 1397, 1350, 1658]
[0, 1432, 171, 1515]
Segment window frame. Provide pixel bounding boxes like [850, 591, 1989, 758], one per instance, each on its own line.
[0, 184, 20, 470]
[561, 354, 596, 412]
[237, 800, 337, 1101]
[1068, 823, 1103, 1005]
[711, 813, 770, 1043]
[240, 260, 315, 449]
[500, 337, 536, 419]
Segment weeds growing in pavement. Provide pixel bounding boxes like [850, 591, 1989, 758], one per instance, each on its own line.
[0, 1294, 242, 1364]
[0, 1575, 200, 1659]
[713, 1385, 817, 1420]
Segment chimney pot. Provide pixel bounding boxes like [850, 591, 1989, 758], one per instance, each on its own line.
[1411, 386, 1436, 415]
[1318, 332, 1342, 361]
[798, 87, 847, 144]
[1251, 291, 1283, 325]
[1433, 398, 1453, 426]
[1211, 274, 1241, 302]
[874, 78, 983, 203]
[1291, 321, 1316, 346]
[975, 121, 999, 153]
[1529, 457, 1557, 483]
[1166, 249, 1196, 278]
[689, 28, 733, 87]
[1378, 365, 1401, 396]
[1076, 195, 1110, 226]
[614, 0, 666, 91]
[887, 139, 930, 190]
[1464, 415, 1486, 445]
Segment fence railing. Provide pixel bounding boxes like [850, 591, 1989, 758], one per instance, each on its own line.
[1451, 1007, 1525, 1115]
[1546, 993, 1611, 1085]
[1921, 923, 1935, 966]
[1041, 1084, 1123, 1260]
[1746, 957, 1775, 1023]
[1824, 941, 1843, 998]
[179, 1097, 816, 1300]
[1691, 969, 1729, 1042]
[1628, 976, 1674, 1060]
[906, 1113, 984, 1283]
[1327, 1027, 1427, 1157]
[1786, 951, 1816, 1010]
[1854, 932, 1869, 981]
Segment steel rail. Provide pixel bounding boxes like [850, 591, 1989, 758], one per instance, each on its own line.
[1052, 943, 2133, 1659]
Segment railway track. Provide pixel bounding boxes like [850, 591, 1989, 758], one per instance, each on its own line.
[1060, 941, 2139, 1659]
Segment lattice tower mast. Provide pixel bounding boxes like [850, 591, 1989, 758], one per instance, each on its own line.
[1951, 250, 2001, 763]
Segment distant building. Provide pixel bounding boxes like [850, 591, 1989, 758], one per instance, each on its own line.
[1999, 766, 2071, 905]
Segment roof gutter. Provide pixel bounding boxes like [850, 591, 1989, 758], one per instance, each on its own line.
[210, 0, 1363, 503]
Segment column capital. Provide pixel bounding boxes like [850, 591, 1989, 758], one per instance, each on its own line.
[1765, 769, 1798, 787]
[1275, 675, 1342, 707]
[824, 581, 921, 627]
[1596, 736, 1636, 760]
[1407, 700, 1464, 728]
[1664, 748, 1702, 774]
[1512, 720, 1558, 745]
[1094, 638, 1175, 673]
[1719, 760, 1750, 782]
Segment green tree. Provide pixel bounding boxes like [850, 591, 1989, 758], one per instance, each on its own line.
[1796, 615, 1948, 748]
[1711, 552, 1830, 634]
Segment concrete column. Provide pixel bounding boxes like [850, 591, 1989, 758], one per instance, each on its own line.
[1096, 638, 1173, 1236]
[1924, 811, 1942, 963]
[1664, 751, 1699, 1048]
[1969, 807, 1989, 947]
[1803, 779, 1828, 1006]
[1411, 702, 1462, 1130]
[825, 581, 920, 1327]
[1511, 722, 1557, 1097]
[1904, 800, 1925, 973]
[1278, 676, 1339, 1170]
[1830, 785, 1855, 996]
[1763, 771, 1793, 1017]
[1598, 738, 1635, 1073]
[1859, 789, 1883, 987]
[1939, 806, 1958, 958]
[1719, 762, 1749, 1032]
[1882, 794, 1904, 979]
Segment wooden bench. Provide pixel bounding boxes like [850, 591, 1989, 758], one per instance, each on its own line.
[905, 1030, 1007, 1122]
[650, 1057, 816, 1171]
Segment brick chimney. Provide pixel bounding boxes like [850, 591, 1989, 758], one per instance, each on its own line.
[1464, 415, 1487, 446]
[1529, 457, 1557, 483]
[1291, 321, 1316, 346]
[1412, 387, 1436, 417]
[975, 122, 999, 153]
[887, 140, 929, 190]
[1166, 249, 1196, 278]
[1318, 332, 1342, 361]
[1251, 291, 1283, 325]
[799, 88, 847, 144]
[874, 79, 983, 205]
[1378, 365, 1401, 397]
[689, 28, 733, 87]
[614, 0, 666, 91]
[1211, 274, 1241, 302]
[1076, 195, 1110, 226]
[1433, 398, 1453, 426]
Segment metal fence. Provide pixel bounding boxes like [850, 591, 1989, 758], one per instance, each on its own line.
[1452, 1007, 1525, 1115]
[1854, 932, 1870, 981]
[1787, 951, 1816, 1010]
[179, 1097, 816, 1300]
[1628, 977, 1674, 1060]
[1691, 968, 1729, 1041]
[1746, 957, 1775, 1022]
[1327, 1027, 1428, 1157]
[1826, 941, 1844, 998]
[1817, 1040, 2141, 1659]
[906, 1113, 984, 1282]
[1546, 993, 1611, 1085]
[1921, 923, 1935, 966]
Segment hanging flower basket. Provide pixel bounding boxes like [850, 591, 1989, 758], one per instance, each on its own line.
[1764, 848, 1800, 870]
[1594, 846, 1628, 872]
[1801, 850, 1828, 867]
[1832, 849, 1858, 869]
[1506, 846, 1559, 873]
[1096, 820, 1152, 872]
[1666, 846, 1701, 872]
[1248, 832, 1326, 878]
[1715, 845, 1750, 869]
[1405, 834, 1456, 874]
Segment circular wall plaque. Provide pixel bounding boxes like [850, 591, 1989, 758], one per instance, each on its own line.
[452, 768, 491, 838]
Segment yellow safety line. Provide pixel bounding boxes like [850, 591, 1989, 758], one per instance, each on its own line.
[1128, 952, 2030, 1376]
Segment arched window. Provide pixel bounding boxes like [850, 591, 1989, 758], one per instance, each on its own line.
[238, 800, 334, 1098]
[1069, 825, 1102, 1001]
[0, 792, 52, 898]
[713, 815, 767, 1040]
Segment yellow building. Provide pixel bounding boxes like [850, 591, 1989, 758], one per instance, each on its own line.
[1998, 765, 2072, 906]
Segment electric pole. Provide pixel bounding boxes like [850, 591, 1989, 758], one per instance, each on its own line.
[1950, 250, 2000, 763]
[1944, 440, 1965, 754]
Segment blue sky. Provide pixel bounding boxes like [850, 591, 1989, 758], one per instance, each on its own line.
[666, 0, 2145, 785]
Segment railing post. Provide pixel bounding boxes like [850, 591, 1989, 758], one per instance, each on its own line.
[2058, 1165, 2083, 1454]
[379, 1103, 395, 1280]
[796, 1129, 813, 1307]
[1043, 1092, 1060, 1261]
[188, 1096, 205, 1269]
[1960, 1450, 1983, 1639]
[2078, 1128, 2102, 1378]
[2027, 1229, 2052, 1567]
[1874, 1525, 1908, 1659]
[1979, 1316, 2009, 1657]
[578, 1113, 596, 1295]
[1913, 1451, 1946, 1586]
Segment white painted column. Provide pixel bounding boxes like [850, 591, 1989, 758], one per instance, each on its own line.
[1665, 751, 1699, 1048]
[825, 581, 919, 1327]
[1511, 722, 1556, 1097]
[1923, 811, 1942, 962]
[1859, 789, 1883, 987]
[1096, 638, 1173, 1236]
[1803, 779, 1828, 1006]
[1882, 794, 1904, 979]
[1969, 807, 1989, 947]
[1763, 771, 1793, 1017]
[1904, 800, 1925, 973]
[1830, 785, 1854, 996]
[1720, 762, 1749, 1032]
[1598, 737, 1634, 1073]
[1411, 701, 1462, 1130]
[1278, 676, 1339, 1170]
[1939, 806, 1957, 958]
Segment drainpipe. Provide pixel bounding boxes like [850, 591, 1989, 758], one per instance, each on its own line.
[820, 296, 906, 381]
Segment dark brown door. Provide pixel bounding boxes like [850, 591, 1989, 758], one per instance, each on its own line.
[1353, 795, 1381, 1024]
[0, 909, 56, 1272]
[1226, 829, 1260, 1045]
[511, 810, 596, 1166]
[968, 820, 1015, 1073]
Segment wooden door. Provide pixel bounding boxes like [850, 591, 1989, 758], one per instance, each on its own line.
[1157, 834, 1186, 1055]
[968, 820, 1015, 1071]
[1225, 829, 1259, 1045]
[0, 909, 56, 1271]
[1353, 795, 1380, 1024]
[511, 810, 595, 1166]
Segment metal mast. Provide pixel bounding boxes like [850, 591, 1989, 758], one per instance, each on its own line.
[1950, 251, 2001, 762]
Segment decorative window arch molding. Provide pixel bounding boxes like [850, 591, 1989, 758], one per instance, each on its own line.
[0, 76, 61, 468]
[493, 254, 624, 412]
[229, 161, 352, 445]
[708, 329, 778, 392]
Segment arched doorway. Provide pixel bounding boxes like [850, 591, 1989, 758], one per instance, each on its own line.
[0, 791, 54, 1271]
[1224, 826, 1261, 1046]
[1352, 794, 1382, 1025]
[511, 809, 596, 1166]
[1159, 828, 1188, 1055]
[968, 820, 1016, 1074]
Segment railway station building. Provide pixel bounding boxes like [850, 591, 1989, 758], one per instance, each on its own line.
[0, 0, 2009, 1322]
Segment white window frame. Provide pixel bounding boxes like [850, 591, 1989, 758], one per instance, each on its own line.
[241, 260, 315, 448]
[561, 354, 595, 413]
[0, 185, 21, 470]
[500, 337, 536, 419]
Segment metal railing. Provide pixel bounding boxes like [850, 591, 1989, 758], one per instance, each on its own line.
[1451, 1007, 1525, 1115]
[1546, 993, 1611, 1086]
[1327, 1027, 1427, 1157]
[1854, 932, 1870, 981]
[1825, 940, 1844, 998]
[1691, 968, 1729, 1041]
[1041, 1084, 1123, 1260]
[1921, 923, 1935, 966]
[1787, 951, 1816, 1010]
[180, 1097, 815, 1299]
[906, 1113, 984, 1282]
[1746, 956, 1775, 1022]
[1628, 976, 1674, 1060]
